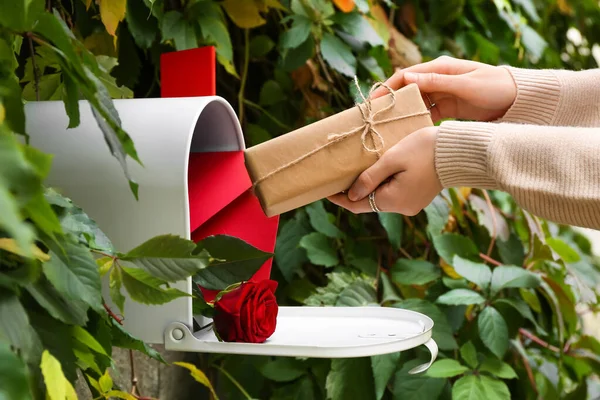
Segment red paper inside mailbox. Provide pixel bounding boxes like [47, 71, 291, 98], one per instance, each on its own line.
[188, 151, 278, 302]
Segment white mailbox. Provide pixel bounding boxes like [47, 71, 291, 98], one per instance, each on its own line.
[23, 50, 438, 374]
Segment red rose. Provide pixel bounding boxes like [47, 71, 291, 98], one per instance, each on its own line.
[213, 280, 278, 343]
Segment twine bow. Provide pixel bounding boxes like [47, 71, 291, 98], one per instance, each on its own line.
[252, 77, 430, 187]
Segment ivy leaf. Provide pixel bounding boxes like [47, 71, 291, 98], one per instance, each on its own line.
[72, 326, 109, 357]
[497, 234, 525, 266]
[426, 359, 469, 378]
[193, 235, 273, 290]
[110, 267, 126, 315]
[197, 7, 237, 77]
[460, 341, 478, 369]
[173, 362, 219, 399]
[250, 35, 275, 57]
[306, 201, 344, 238]
[425, 196, 449, 237]
[391, 259, 440, 285]
[546, 238, 580, 263]
[478, 306, 509, 359]
[0, 0, 44, 31]
[393, 299, 457, 350]
[105, 391, 137, 400]
[332, 12, 384, 47]
[26, 277, 89, 325]
[320, 33, 356, 77]
[259, 80, 286, 106]
[99, 0, 126, 36]
[452, 375, 486, 400]
[490, 266, 541, 295]
[452, 255, 492, 291]
[299, 232, 339, 267]
[0, 341, 30, 400]
[222, 0, 267, 28]
[259, 358, 307, 382]
[437, 289, 486, 306]
[161, 11, 197, 50]
[480, 375, 511, 399]
[280, 16, 312, 49]
[275, 216, 310, 281]
[479, 358, 517, 379]
[393, 360, 446, 400]
[126, 0, 158, 49]
[469, 195, 510, 241]
[433, 233, 479, 264]
[378, 213, 403, 249]
[371, 352, 399, 400]
[121, 234, 209, 282]
[43, 241, 102, 312]
[336, 280, 377, 306]
[99, 370, 113, 393]
[326, 358, 376, 400]
[0, 293, 41, 363]
[110, 321, 165, 363]
[494, 298, 547, 335]
[41, 350, 78, 400]
[120, 266, 190, 305]
[281, 35, 314, 71]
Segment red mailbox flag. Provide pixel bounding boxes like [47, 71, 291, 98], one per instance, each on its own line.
[161, 47, 279, 302]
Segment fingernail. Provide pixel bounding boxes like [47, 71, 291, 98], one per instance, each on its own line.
[404, 72, 418, 82]
[348, 188, 362, 201]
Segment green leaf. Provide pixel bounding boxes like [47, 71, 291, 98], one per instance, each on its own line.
[452, 256, 492, 291]
[173, 362, 218, 399]
[326, 358, 376, 400]
[452, 375, 485, 400]
[393, 360, 446, 400]
[426, 359, 469, 378]
[332, 12, 384, 47]
[436, 289, 486, 306]
[122, 234, 209, 282]
[72, 326, 109, 357]
[469, 195, 509, 242]
[275, 216, 310, 281]
[280, 16, 312, 49]
[23, 190, 63, 242]
[26, 278, 89, 325]
[105, 391, 137, 400]
[393, 299, 457, 350]
[161, 11, 197, 50]
[120, 266, 190, 305]
[304, 270, 356, 306]
[479, 358, 517, 379]
[259, 358, 307, 382]
[43, 241, 102, 312]
[306, 201, 344, 239]
[126, 0, 158, 49]
[442, 276, 471, 290]
[497, 234, 525, 266]
[0, 341, 31, 400]
[433, 234, 479, 265]
[391, 259, 440, 285]
[490, 266, 541, 295]
[357, 55, 386, 81]
[480, 375, 511, 399]
[336, 280, 377, 306]
[109, 267, 126, 315]
[198, 12, 236, 75]
[513, 0, 540, 22]
[378, 213, 403, 249]
[0, 0, 44, 31]
[281, 35, 314, 71]
[0, 293, 40, 363]
[478, 307, 509, 359]
[299, 232, 339, 267]
[520, 288, 542, 313]
[99, 370, 113, 393]
[41, 350, 78, 400]
[250, 34, 275, 57]
[270, 377, 314, 400]
[547, 238, 580, 263]
[110, 321, 165, 363]
[430, 0, 465, 27]
[259, 80, 286, 107]
[494, 298, 546, 335]
[72, 341, 102, 375]
[460, 341, 478, 369]
[193, 235, 272, 290]
[371, 352, 400, 400]
[320, 33, 356, 77]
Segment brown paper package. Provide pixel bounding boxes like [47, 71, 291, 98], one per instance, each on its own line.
[244, 83, 433, 217]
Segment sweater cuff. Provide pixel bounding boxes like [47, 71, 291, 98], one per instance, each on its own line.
[499, 67, 561, 125]
[435, 121, 497, 189]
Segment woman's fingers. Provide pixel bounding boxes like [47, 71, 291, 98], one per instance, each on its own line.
[404, 71, 467, 96]
[347, 150, 404, 201]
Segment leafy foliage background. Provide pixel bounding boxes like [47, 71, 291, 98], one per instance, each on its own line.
[2, 0, 600, 399]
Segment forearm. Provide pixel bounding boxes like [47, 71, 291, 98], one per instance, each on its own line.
[500, 67, 600, 127]
[435, 121, 600, 229]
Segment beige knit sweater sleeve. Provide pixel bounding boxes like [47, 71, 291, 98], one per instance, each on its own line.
[435, 68, 600, 229]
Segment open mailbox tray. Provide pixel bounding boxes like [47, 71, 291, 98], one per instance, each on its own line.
[23, 49, 438, 372]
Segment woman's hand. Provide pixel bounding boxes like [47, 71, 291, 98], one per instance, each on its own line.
[328, 126, 442, 216]
[371, 56, 517, 123]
